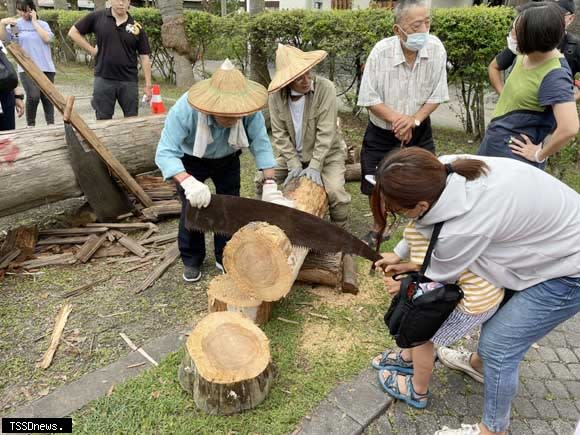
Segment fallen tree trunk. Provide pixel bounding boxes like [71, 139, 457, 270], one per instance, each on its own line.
[0, 115, 166, 217]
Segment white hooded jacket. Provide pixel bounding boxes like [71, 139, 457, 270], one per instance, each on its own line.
[394, 155, 580, 290]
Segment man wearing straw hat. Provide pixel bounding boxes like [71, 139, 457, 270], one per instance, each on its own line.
[265, 44, 351, 230]
[156, 59, 291, 283]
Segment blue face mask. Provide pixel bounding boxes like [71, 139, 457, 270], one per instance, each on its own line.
[399, 28, 429, 52]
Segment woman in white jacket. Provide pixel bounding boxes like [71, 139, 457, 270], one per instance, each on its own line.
[373, 148, 580, 435]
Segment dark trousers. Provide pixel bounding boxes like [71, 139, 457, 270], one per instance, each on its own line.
[360, 119, 435, 195]
[177, 152, 241, 267]
[92, 77, 139, 120]
[19, 72, 55, 126]
[0, 91, 16, 131]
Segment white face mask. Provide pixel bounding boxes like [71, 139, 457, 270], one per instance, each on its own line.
[507, 33, 519, 55]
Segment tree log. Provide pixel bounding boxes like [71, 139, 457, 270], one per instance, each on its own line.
[297, 251, 342, 288]
[223, 222, 295, 302]
[0, 115, 166, 217]
[178, 312, 274, 415]
[207, 275, 273, 326]
[345, 163, 362, 182]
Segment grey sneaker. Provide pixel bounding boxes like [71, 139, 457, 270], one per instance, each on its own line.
[183, 265, 201, 282]
[435, 424, 481, 434]
[436, 347, 484, 384]
[215, 261, 225, 274]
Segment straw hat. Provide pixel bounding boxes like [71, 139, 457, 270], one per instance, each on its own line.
[187, 59, 268, 117]
[268, 44, 328, 93]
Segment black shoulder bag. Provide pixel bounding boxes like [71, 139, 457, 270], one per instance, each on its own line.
[0, 48, 18, 93]
[383, 222, 464, 349]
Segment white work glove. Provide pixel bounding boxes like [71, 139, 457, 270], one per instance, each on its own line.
[261, 181, 295, 208]
[180, 176, 211, 208]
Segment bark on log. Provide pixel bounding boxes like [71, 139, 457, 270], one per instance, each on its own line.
[297, 251, 342, 288]
[0, 115, 166, 217]
[223, 222, 295, 302]
[178, 312, 273, 415]
[207, 275, 273, 326]
[345, 163, 362, 182]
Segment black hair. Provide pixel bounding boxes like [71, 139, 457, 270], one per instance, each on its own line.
[16, 0, 37, 12]
[515, 2, 564, 54]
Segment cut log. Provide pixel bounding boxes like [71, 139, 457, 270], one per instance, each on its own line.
[341, 254, 359, 294]
[75, 233, 108, 263]
[297, 251, 342, 288]
[0, 225, 38, 262]
[223, 222, 294, 301]
[178, 312, 274, 415]
[0, 116, 166, 218]
[345, 163, 362, 182]
[208, 275, 273, 325]
[134, 243, 180, 294]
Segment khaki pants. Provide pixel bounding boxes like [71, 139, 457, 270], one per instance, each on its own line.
[256, 153, 351, 225]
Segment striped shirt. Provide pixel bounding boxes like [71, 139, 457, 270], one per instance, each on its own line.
[357, 35, 449, 130]
[404, 222, 504, 314]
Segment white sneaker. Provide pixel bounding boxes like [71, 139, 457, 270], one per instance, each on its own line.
[436, 347, 484, 384]
[435, 423, 481, 434]
[215, 261, 225, 274]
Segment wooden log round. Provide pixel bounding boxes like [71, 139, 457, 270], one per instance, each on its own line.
[345, 163, 362, 182]
[223, 221, 295, 302]
[178, 312, 274, 415]
[208, 275, 273, 325]
[0, 115, 166, 217]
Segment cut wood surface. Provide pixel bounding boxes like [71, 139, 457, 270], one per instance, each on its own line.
[134, 243, 180, 294]
[0, 225, 38, 262]
[345, 163, 362, 182]
[297, 251, 342, 288]
[207, 275, 273, 325]
[0, 115, 165, 218]
[223, 222, 294, 302]
[178, 312, 273, 415]
[75, 233, 108, 263]
[37, 303, 72, 369]
[7, 44, 153, 209]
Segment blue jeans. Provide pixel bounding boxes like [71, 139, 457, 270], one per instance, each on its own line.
[478, 276, 580, 432]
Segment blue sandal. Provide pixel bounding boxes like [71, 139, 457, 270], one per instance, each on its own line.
[371, 349, 414, 374]
[378, 370, 429, 409]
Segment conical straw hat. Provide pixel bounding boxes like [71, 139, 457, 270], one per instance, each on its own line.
[268, 44, 328, 93]
[188, 59, 268, 116]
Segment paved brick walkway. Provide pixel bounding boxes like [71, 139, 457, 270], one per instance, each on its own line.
[297, 314, 580, 434]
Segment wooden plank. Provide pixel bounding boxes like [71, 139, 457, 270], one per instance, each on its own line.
[75, 233, 108, 263]
[39, 227, 108, 236]
[85, 223, 158, 231]
[37, 303, 73, 369]
[62, 276, 110, 299]
[19, 253, 76, 269]
[140, 231, 178, 246]
[92, 245, 130, 259]
[0, 249, 21, 269]
[134, 243, 179, 294]
[6, 43, 154, 209]
[0, 225, 38, 262]
[141, 200, 181, 221]
[110, 231, 149, 258]
[37, 236, 91, 246]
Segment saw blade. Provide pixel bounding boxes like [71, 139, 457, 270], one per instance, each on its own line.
[184, 195, 382, 263]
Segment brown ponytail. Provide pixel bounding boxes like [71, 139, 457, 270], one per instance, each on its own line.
[370, 148, 489, 249]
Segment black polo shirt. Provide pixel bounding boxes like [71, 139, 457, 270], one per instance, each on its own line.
[74, 8, 150, 82]
[495, 32, 580, 77]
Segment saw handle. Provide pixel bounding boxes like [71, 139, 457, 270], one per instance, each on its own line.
[63, 96, 75, 123]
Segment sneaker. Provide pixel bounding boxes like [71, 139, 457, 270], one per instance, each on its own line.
[215, 261, 225, 274]
[183, 265, 201, 282]
[435, 423, 481, 434]
[436, 347, 484, 384]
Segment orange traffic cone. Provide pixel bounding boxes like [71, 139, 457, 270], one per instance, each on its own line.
[150, 84, 166, 114]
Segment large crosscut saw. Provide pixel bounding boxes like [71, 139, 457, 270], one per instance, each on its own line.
[184, 195, 382, 263]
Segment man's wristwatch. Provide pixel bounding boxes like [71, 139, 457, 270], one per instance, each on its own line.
[414, 119, 421, 128]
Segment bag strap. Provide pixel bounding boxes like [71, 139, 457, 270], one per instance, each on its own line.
[419, 222, 444, 276]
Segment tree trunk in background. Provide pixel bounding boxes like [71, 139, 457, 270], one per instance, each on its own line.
[157, 0, 196, 87]
[94, 0, 106, 10]
[6, 0, 16, 16]
[248, 0, 270, 88]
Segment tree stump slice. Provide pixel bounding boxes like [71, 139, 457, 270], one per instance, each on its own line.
[223, 221, 295, 301]
[207, 275, 273, 325]
[178, 312, 273, 415]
